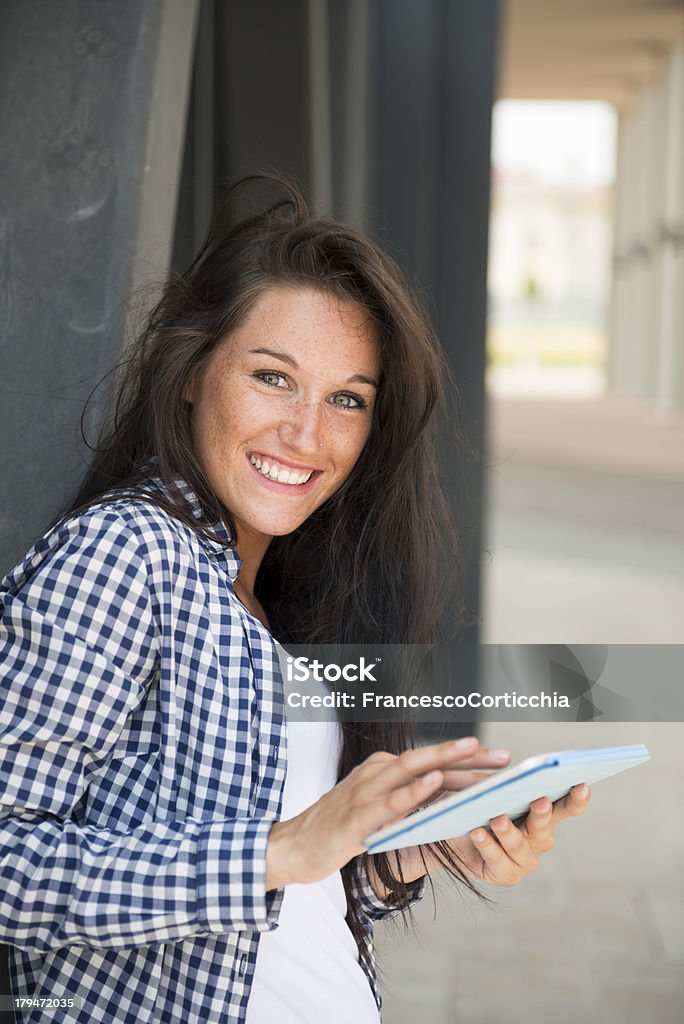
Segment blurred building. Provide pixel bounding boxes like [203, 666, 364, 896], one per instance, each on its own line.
[489, 169, 613, 325]
[497, 0, 684, 411]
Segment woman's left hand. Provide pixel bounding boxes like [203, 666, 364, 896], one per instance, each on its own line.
[443, 784, 591, 887]
[368, 750, 591, 895]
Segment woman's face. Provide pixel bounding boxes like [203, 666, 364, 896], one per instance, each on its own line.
[187, 285, 380, 550]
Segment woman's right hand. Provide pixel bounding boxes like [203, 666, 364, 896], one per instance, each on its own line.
[265, 736, 482, 889]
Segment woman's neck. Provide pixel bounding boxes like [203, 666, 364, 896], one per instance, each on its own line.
[233, 577, 271, 631]
[233, 526, 273, 630]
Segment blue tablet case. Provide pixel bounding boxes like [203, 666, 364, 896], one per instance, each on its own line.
[363, 744, 650, 854]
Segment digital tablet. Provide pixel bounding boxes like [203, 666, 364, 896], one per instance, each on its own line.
[363, 743, 650, 854]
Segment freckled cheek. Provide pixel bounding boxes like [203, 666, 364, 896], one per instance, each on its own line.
[328, 417, 373, 476]
[193, 403, 243, 479]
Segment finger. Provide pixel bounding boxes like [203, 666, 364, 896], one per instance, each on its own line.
[357, 751, 397, 781]
[469, 827, 512, 877]
[364, 751, 397, 766]
[362, 767, 447, 834]
[439, 769, 493, 791]
[362, 737, 479, 797]
[523, 798, 555, 851]
[441, 748, 511, 771]
[490, 815, 539, 869]
[551, 784, 591, 822]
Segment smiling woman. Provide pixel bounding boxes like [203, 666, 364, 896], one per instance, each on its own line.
[0, 174, 589, 1024]
[186, 287, 379, 581]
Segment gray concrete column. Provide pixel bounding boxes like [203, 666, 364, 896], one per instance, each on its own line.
[614, 73, 667, 404]
[128, 0, 199, 296]
[0, 0, 198, 576]
[612, 58, 676, 407]
[341, 0, 371, 227]
[639, 67, 668, 402]
[657, 40, 684, 411]
[630, 85, 653, 399]
[619, 99, 642, 398]
[307, 0, 334, 216]
[608, 110, 630, 395]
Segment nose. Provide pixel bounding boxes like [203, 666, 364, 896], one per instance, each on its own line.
[277, 397, 324, 455]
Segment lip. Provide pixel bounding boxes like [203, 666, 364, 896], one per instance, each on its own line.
[248, 451, 318, 473]
[246, 453, 322, 493]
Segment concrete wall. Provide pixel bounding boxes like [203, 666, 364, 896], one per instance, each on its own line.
[0, 0, 198, 577]
[609, 38, 684, 411]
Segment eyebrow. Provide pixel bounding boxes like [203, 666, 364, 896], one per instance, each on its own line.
[248, 347, 379, 389]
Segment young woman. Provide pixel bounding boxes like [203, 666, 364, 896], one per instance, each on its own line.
[0, 176, 589, 1023]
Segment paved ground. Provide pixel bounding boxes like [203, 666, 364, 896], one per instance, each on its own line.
[483, 392, 684, 644]
[375, 391, 684, 1023]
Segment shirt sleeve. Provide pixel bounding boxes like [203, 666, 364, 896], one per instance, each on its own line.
[0, 510, 283, 954]
[349, 853, 427, 923]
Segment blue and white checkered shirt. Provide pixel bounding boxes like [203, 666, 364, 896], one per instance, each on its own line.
[0, 473, 425, 1023]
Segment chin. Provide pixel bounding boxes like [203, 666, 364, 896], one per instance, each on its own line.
[248, 501, 322, 537]
[244, 512, 310, 538]
[267, 519, 309, 537]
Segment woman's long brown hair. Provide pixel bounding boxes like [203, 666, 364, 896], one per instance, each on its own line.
[60, 174, 482, 978]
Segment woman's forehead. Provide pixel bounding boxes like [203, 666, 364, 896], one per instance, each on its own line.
[219, 285, 380, 377]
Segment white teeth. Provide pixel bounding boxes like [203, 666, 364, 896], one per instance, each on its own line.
[249, 455, 314, 486]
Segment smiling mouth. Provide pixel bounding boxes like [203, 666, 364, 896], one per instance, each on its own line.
[248, 452, 316, 486]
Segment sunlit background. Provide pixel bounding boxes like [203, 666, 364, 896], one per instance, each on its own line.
[483, 91, 684, 645]
[488, 100, 616, 399]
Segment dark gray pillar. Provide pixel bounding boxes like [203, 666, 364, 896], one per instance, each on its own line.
[365, 0, 499, 731]
[172, 0, 498, 738]
[0, 0, 198, 577]
[173, 0, 315, 271]
[0, 0, 198, 1011]
[0, 1, 160, 576]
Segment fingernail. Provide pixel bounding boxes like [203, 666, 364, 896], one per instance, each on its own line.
[455, 737, 477, 749]
[421, 770, 441, 786]
[576, 784, 589, 798]
[472, 830, 487, 843]
[492, 816, 508, 831]
[491, 749, 510, 762]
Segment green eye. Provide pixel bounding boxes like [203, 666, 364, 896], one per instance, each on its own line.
[256, 371, 288, 388]
[330, 392, 367, 410]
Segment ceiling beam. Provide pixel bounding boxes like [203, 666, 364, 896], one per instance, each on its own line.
[498, 0, 684, 107]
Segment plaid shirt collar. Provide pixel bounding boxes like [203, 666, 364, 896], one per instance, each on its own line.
[142, 465, 243, 582]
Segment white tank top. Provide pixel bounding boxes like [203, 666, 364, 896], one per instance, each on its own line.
[245, 714, 381, 1023]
